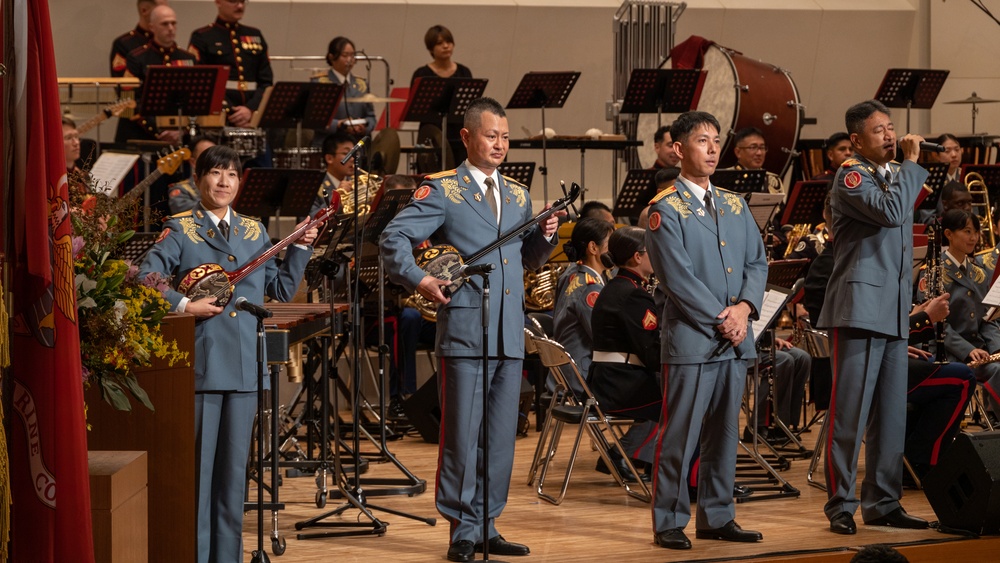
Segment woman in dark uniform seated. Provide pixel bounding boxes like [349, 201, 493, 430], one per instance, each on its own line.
[589, 226, 662, 481]
[410, 25, 473, 169]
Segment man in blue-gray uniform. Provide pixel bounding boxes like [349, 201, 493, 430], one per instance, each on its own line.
[818, 99, 930, 535]
[645, 110, 768, 550]
[380, 97, 560, 562]
[140, 145, 317, 563]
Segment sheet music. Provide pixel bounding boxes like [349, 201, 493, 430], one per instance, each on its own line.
[88, 152, 140, 195]
[746, 193, 784, 231]
[752, 289, 789, 344]
[983, 274, 1000, 307]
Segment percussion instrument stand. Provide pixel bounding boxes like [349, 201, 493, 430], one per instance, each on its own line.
[296, 146, 434, 540]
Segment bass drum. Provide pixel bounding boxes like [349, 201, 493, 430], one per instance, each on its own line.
[636, 43, 801, 177]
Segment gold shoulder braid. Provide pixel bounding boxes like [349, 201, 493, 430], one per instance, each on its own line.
[564, 275, 583, 296]
[650, 184, 676, 204]
[426, 169, 457, 180]
[239, 216, 262, 241]
[664, 194, 692, 218]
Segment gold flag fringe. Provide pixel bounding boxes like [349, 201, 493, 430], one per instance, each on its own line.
[0, 275, 11, 560]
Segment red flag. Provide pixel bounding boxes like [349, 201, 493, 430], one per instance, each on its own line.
[8, 0, 95, 560]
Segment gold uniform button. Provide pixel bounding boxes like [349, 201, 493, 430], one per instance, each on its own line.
[234, 47, 241, 54]
[230, 311, 237, 318]
[228, 255, 236, 262]
[720, 240, 726, 247]
[505, 289, 511, 295]
[727, 267, 733, 274]
[971, 312, 976, 319]
[238, 66, 244, 72]
[730, 296, 738, 304]
[236, 56, 243, 63]
[968, 290, 974, 296]
[503, 258, 508, 265]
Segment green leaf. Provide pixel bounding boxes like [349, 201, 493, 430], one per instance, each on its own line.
[122, 376, 155, 412]
[116, 229, 136, 244]
[100, 378, 133, 412]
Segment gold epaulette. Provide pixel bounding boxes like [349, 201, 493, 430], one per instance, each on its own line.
[425, 169, 458, 180]
[501, 174, 525, 188]
[715, 185, 738, 195]
[312, 71, 330, 82]
[170, 210, 194, 219]
[841, 158, 862, 168]
[649, 184, 677, 204]
[584, 273, 600, 285]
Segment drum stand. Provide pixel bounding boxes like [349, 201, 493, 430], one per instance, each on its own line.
[295, 144, 435, 540]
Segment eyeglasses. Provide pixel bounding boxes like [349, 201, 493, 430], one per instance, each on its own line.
[340, 51, 357, 60]
[737, 144, 767, 152]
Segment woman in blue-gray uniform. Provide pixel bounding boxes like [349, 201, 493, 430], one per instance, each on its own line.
[551, 216, 613, 394]
[312, 36, 376, 146]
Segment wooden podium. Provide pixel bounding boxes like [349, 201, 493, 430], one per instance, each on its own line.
[86, 313, 196, 563]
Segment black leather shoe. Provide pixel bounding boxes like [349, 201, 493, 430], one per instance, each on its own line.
[596, 450, 646, 482]
[474, 535, 530, 556]
[653, 528, 691, 549]
[864, 507, 929, 529]
[447, 540, 475, 562]
[695, 520, 763, 542]
[829, 512, 857, 535]
[733, 485, 753, 499]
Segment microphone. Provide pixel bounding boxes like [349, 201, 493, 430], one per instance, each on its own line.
[712, 338, 732, 358]
[919, 141, 945, 153]
[234, 296, 273, 319]
[459, 263, 495, 278]
[340, 135, 371, 164]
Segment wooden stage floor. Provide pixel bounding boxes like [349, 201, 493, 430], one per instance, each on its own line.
[243, 413, 1000, 562]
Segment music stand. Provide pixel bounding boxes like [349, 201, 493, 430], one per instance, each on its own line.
[363, 187, 415, 245]
[917, 162, 949, 211]
[612, 169, 658, 220]
[257, 81, 344, 166]
[139, 65, 227, 121]
[234, 168, 326, 230]
[780, 180, 829, 226]
[498, 162, 536, 190]
[400, 77, 489, 171]
[506, 71, 581, 201]
[620, 68, 706, 129]
[874, 68, 949, 133]
[112, 232, 158, 264]
[711, 169, 768, 194]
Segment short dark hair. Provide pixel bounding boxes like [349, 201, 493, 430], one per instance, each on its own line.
[384, 174, 417, 190]
[845, 100, 891, 136]
[654, 167, 679, 187]
[936, 132, 960, 146]
[848, 544, 909, 563]
[654, 125, 672, 144]
[608, 226, 645, 267]
[580, 200, 612, 220]
[195, 145, 242, 178]
[564, 217, 614, 262]
[733, 127, 765, 146]
[322, 131, 356, 157]
[61, 116, 77, 128]
[424, 25, 454, 52]
[669, 111, 720, 145]
[941, 208, 979, 234]
[326, 36, 355, 66]
[464, 97, 506, 131]
[825, 132, 850, 149]
[941, 181, 970, 203]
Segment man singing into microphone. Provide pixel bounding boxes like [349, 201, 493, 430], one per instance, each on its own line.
[380, 97, 560, 562]
[645, 110, 768, 549]
[818, 99, 930, 535]
[140, 145, 317, 563]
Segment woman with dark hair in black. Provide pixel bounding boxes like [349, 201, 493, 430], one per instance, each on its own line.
[551, 217, 614, 394]
[588, 226, 662, 481]
[410, 25, 473, 168]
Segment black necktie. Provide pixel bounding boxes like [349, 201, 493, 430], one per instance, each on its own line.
[884, 169, 892, 184]
[219, 219, 229, 241]
[704, 191, 716, 224]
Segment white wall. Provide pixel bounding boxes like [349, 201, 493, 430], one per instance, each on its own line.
[51, 0, 982, 208]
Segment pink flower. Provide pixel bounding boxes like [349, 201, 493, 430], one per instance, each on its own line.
[142, 271, 171, 294]
[125, 260, 139, 281]
[72, 236, 85, 257]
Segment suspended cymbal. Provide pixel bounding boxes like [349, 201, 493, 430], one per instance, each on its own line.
[945, 92, 1000, 104]
[345, 93, 406, 104]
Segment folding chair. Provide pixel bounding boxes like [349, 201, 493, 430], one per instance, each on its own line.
[529, 334, 651, 505]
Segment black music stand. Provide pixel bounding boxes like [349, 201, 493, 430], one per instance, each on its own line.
[506, 71, 581, 201]
[711, 169, 768, 194]
[234, 168, 326, 228]
[112, 232, 158, 264]
[401, 77, 489, 171]
[612, 169, 658, 220]
[498, 162, 536, 190]
[874, 68, 949, 133]
[620, 68, 706, 129]
[917, 162, 950, 211]
[780, 180, 829, 227]
[257, 81, 343, 166]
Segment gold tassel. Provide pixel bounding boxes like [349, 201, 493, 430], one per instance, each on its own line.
[0, 276, 10, 560]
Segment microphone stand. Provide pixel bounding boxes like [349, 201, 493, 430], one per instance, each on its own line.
[247, 305, 278, 562]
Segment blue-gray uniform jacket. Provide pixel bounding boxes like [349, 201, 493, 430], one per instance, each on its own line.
[139, 206, 311, 391]
[167, 177, 201, 215]
[937, 254, 1000, 360]
[379, 163, 557, 358]
[312, 69, 376, 143]
[552, 262, 604, 379]
[817, 156, 928, 337]
[645, 180, 768, 363]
